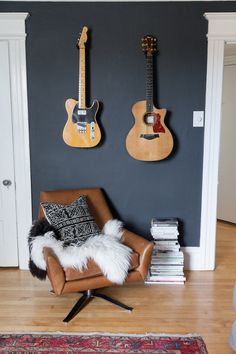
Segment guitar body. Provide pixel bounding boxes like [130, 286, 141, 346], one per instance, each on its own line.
[63, 98, 101, 148]
[126, 100, 173, 161]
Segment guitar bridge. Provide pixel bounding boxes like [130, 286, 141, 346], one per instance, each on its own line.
[77, 122, 87, 133]
[140, 134, 159, 140]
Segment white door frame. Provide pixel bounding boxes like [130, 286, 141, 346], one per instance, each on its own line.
[0, 13, 32, 269]
[200, 13, 236, 270]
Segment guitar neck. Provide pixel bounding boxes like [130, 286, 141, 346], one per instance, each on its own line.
[146, 54, 153, 112]
[78, 47, 86, 109]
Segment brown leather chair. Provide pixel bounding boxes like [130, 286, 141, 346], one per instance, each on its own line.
[39, 188, 154, 322]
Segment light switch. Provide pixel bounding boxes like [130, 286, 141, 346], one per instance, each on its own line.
[193, 111, 204, 127]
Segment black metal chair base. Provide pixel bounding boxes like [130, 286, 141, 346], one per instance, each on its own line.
[63, 289, 133, 323]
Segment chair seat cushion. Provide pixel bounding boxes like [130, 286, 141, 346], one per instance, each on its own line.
[64, 252, 139, 281]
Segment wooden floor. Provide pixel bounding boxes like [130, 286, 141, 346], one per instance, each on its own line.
[0, 221, 236, 353]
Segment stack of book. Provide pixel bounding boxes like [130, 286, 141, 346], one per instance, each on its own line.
[145, 218, 186, 285]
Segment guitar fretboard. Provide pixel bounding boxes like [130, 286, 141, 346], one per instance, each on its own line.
[146, 54, 153, 112]
[78, 47, 86, 109]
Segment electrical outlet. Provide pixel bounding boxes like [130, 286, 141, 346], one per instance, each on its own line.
[193, 111, 204, 127]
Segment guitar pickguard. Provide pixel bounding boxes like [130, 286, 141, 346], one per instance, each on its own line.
[153, 116, 165, 133]
[72, 101, 99, 125]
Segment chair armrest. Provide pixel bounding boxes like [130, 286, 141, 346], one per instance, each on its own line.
[122, 229, 154, 280]
[43, 247, 65, 295]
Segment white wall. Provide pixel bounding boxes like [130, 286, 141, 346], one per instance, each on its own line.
[217, 45, 236, 223]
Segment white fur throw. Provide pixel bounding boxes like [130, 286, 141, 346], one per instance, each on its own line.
[30, 219, 132, 284]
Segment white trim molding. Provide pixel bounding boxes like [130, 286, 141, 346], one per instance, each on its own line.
[0, 13, 31, 269]
[182, 247, 204, 271]
[200, 13, 236, 270]
[0, 13, 29, 38]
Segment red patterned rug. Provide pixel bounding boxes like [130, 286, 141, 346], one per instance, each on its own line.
[0, 333, 208, 353]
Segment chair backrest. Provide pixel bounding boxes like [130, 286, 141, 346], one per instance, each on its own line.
[39, 188, 113, 229]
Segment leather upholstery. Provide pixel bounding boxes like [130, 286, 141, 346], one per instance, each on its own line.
[40, 188, 154, 296]
[122, 230, 154, 280]
[62, 270, 143, 294]
[43, 247, 65, 295]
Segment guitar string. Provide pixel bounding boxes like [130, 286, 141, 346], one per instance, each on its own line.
[146, 55, 153, 113]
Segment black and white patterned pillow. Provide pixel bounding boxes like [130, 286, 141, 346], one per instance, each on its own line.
[41, 195, 100, 247]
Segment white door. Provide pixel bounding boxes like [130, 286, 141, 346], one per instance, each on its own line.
[217, 63, 236, 224]
[0, 40, 18, 266]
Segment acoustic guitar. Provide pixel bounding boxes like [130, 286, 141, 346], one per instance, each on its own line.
[63, 26, 101, 148]
[126, 35, 173, 161]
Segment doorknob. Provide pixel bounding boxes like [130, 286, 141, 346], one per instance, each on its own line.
[2, 180, 12, 187]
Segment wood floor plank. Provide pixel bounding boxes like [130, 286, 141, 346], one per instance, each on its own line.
[0, 220, 235, 353]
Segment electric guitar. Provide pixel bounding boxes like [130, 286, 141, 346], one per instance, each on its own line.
[63, 26, 101, 148]
[126, 35, 173, 161]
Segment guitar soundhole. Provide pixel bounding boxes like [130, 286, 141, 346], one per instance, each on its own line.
[144, 113, 156, 126]
[143, 112, 165, 133]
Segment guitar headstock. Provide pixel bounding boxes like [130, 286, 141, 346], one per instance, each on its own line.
[141, 35, 157, 56]
[77, 26, 88, 49]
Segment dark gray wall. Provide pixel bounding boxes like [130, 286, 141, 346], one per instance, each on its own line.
[1, 2, 236, 245]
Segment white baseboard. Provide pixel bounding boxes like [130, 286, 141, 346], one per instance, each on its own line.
[182, 247, 205, 270]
